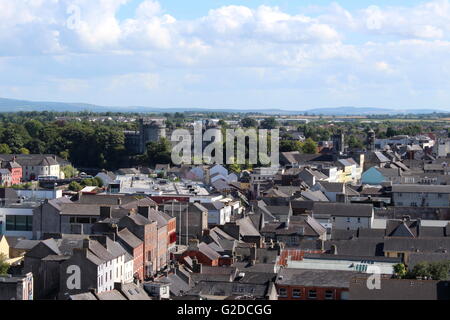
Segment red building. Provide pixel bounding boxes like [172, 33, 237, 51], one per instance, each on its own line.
[180, 240, 220, 267]
[118, 212, 158, 278]
[4, 161, 22, 185]
[117, 228, 145, 281]
[275, 269, 356, 300]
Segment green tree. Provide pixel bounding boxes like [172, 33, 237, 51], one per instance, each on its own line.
[280, 140, 303, 152]
[0, 253, 10, 275]
[412, 262, 432, 279]
[348, 135, 364, 149]
[428, 261, 450, 280]
[393, 263, 408, 278]
[146, 138, 172, 166]
[68, 181, 83, 192]
[0, 144, 11, 154]
[241, 117, 258, 128]
[301, 138, 318, 154]
[19, 147, 30, 154]
[94, 176, 104, 187]
[260, 117, 278, 130]
[61, 165, 78, 179]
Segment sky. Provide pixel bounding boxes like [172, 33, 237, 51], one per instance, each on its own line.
[1, 0, 450, 111]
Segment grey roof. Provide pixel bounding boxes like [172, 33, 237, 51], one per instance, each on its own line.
[407, 252, 450, 269]
[303, 253, 400, 263]
[324, 238, 384, 257]
[96, 290, 127, 300]
[235, 216, 261, 237]
[349, 278, 450, 300]
[384, 238, 450, 253]
[56, 236, 88, 256]
[12, 239, 40, 250]
[392, 184, 450, 194]
[127, 213, 153, 225]
[276, 268, 360, 288]
[237, 272, 276, 285]
[83, 249, 104, 266]
[300, 190, 329, 202]
[313, 202, 373, 218]
[42, 238, 62, 255]
[197, 242, 221, 260]
[331, 229, 357, 240]
[69, 292, 98, 300]
[105, 237, 127, 258]
[59, 203, 101, 216]
[374, 151, 391, 163]
[119, 283, 151, 300]
[117, 228, 143, 249]
[187, 281, 268, 298]
[88, 240, 115, 262]
[0, 154, 63, 167]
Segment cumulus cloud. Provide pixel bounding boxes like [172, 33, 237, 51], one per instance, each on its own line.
[1, 0, 450, 109]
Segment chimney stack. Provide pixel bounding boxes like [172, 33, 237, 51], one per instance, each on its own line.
[100, 206, 112, 220]
[138, 206, 150, 219]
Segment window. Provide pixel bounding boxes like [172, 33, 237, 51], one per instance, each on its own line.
[6, 215, 32, 231]
[347, 217, 351, 223]
[292, 289, 301, 298]
[325, 290, 334, 300]
[357, 217, 361, 223]
[308, 290, 317, 299]
[77, 217, 90, 224]
[278, 288, 287, 297]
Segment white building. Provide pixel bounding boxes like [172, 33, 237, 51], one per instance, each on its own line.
[0, 204, 38, 239]
[391, 184, 450, 207]
[287, 254, 398, 275]
[313, 203, 374, 231]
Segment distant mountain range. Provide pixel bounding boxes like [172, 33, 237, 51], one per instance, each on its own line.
[0, 97, 448, 115]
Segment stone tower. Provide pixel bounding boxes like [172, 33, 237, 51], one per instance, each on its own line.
[332, 131, 345, 155]
[367, 129, 376, 152]
[138, 118, 167, 153]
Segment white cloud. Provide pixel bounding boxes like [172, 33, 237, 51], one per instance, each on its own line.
[2, 0, 450, 109]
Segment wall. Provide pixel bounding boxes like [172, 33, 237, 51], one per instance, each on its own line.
[276, 285, 348, 300]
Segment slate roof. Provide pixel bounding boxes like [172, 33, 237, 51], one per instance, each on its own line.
[384, 238, 450, 253]
[69, 292, 98, 300]
[392, 184, 450, 194]
[349, 278, 450, 300]
[197, 242, 221, 260]
[235, 216, 261, 237]
[313, 202, 373, 218]
[408, 252, 450, 269]
[59, 203, 101, 216]
[187, 281, 268, 298]
[324, 239, 384, 257]
[117, 228, 143, 249]
[276, 268, 360, 288]
[96, 290, 127, 300]
[119, 283, 151, 300]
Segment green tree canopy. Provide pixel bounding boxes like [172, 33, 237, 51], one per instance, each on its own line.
[300, 138, 318, 154]
[241, 117, 258, 128]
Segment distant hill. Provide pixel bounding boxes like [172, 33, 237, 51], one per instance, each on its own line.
[0, 97, 104, 112]
[0, 97, 447, 115]
[303, 106, 447, 115]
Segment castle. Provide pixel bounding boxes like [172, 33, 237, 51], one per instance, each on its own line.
[125, 118, 167, 154]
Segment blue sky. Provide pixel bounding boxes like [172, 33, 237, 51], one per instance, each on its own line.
[117, 1, 427, 20]
[1, 0, 450, 111]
